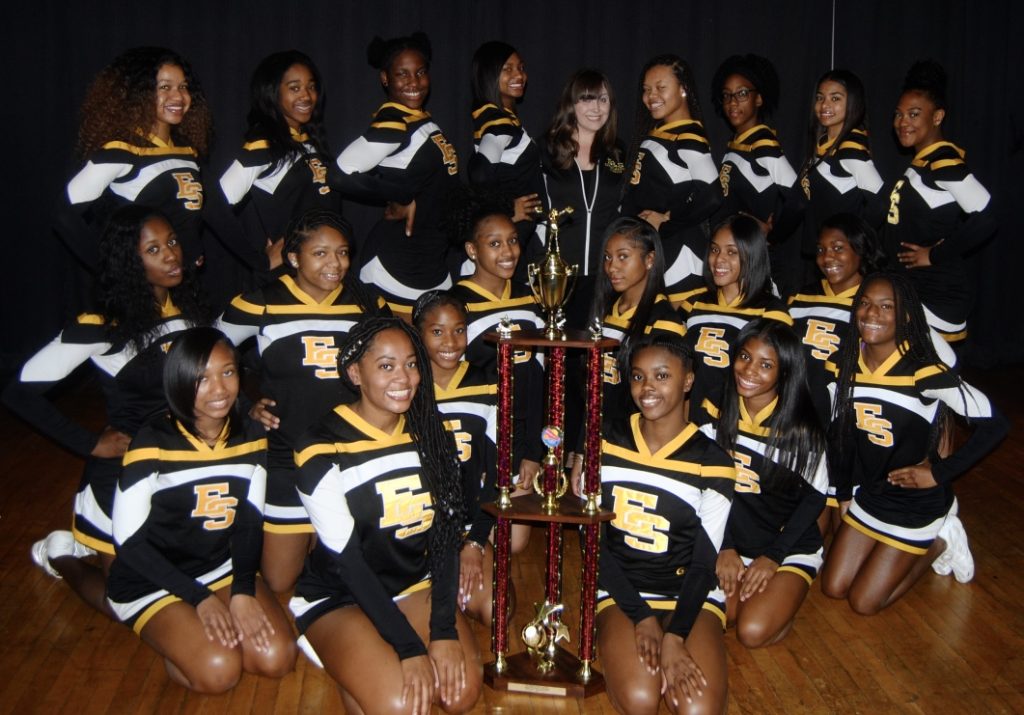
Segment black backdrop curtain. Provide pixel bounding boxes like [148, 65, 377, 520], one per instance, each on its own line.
[2, 0, 1022, 372]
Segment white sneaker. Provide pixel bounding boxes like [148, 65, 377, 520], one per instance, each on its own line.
[932, 514, 974, 583]
[30, 530, 96, 579]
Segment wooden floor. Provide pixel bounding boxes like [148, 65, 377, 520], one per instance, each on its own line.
[1, 367, 1023, 714]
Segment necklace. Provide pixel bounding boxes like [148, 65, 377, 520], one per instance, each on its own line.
[574, 158, 600, 274]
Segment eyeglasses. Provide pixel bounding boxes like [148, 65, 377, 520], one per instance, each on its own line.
[721, 88, 756, 105]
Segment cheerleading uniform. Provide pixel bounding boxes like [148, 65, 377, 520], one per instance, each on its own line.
[289, 406, 458, 660]
[216, 275, 385, 532]
[882, 141, 995, 343]
[218, 127, 341, 272]
[622, 120, 722, 295]
[681, 288, 792, 417]
[826, 348, 1006, 552]
[596, 416, 735, 635]
[699, 398, 827, 583]
[65, 134, 205, 267]
[335, 102, 459, 315]
[106, 416, 267, 632]
[434, 362, 499, 546]
[2, 301, 192, 552]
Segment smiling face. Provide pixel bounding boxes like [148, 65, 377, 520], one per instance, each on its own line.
[643, 64, 689, 124]
[498, 52, 527, 109]
[629, 346, 693, 424]
[382, 49, 429, 109]
[721, 73, 762, 134]
[193, 341, 240, 437]
[855, 278, 899, 353]
[279, 63, 318, 129]
[138, 216, 183, 305]
[893, 90, 944, 152]
[574, 86, 611, 135]
[151, 64, 191, 140]
[347, 327, 421, 430]
[816, 228, 862, 293]
[288, 226, 350, 302]
[708, 227, 742, 296]
[419, 304, 467, 376]
[604, 232, 653, 305]
[733, 336, 779, 415]
[466, 214, 520, 291]
[815, 79, 847, 140]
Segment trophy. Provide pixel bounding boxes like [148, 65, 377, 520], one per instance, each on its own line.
[528, 207, 578, 340]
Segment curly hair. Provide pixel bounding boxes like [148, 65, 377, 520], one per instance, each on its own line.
[336, 316, 464, 582]
[245, 50, 329, 171]
[545, 68, 621, 171]
[711, 54, 779, 126]
[98, 204, 208, 353]
[77, 47, 212, 158]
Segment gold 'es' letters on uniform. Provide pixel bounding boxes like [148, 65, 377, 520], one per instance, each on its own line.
[732, 451, 761, 494]
[431, 135, 459, 176]
[307, 158, 331, 195]
[802, 319, 841, 360]
[173, 172, 203, 210]
[443, 419, 472, 463]
[611, 485, 670, 554]
[301, 336, 339, 379]
[696, 327, 730, 367]
[192, 483, 238, 530]
[377, 475, 434, 539]
[854, 402, 894, 447]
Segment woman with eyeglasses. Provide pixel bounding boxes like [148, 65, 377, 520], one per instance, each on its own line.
[711, 54, 805, 298]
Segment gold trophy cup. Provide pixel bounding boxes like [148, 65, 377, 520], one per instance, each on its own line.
[528, 207, 579, 340]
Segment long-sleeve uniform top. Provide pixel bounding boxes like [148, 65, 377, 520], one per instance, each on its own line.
[598, 416, 735, 638]
[107, 416, 267, 626]
[621, 120, 722, 295]
[293, 406, 458, 660]
[881, 141, 995, 343]
[699, 398, 827, 563]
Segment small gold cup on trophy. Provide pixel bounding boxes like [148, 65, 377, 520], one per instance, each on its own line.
[528, 207, 579, 340]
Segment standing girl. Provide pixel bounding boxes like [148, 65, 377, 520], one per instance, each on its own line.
[107, 328, 295, 692]
[820, 273, 1006, 613]
[622, 55, 721, 299]
[335, 33, 459, 317]
[290, 317, 482, 715]
[703, 319, 827, 648]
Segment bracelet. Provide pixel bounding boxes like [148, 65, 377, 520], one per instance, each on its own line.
[462, 540, 486, 555]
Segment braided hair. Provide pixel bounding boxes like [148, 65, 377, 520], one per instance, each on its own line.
[337, 316, 465, 580]
[412, 290, 469, 330]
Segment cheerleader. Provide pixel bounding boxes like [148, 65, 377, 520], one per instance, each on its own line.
[335, 33, 459, 317]
[467, 41, 544, 274]
[884, 61, 996, 345]
[798, 70, 884, 284]
[217, 209, 385, 593]
[62, 47, 212, 270]
[682, 214, 792, 420]
[107, 328, 295, 693]
[450, 204, 545, 489]
[290, 317, 482, 715]
[702, 319, 827, 648]
[218, 50, 341, 281]
[595, 334, 734, 714]
[622, 55, 721, 297]
[820, 273, 1007, 613]
[4, 205, 207, 614]
[711, 54, 804, 297]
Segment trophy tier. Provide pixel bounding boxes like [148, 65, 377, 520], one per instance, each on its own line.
[484, 328, 619, 350]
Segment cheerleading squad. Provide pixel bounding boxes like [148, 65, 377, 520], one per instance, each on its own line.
[3, 31, 1007, 715]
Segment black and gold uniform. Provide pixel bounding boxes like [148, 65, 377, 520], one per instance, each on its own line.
[681, 288, 792, 417]
[622, 120, 722, 295]
[699, 399, 827, 583]
[106, 415, 267, 632]
[434, 362, 498, 546]
[218, 127, 341, 272]
[596, 416, 736, 636]
[800, 130, 884, 258]
[1, 301, 191, 553]
[882, 141, 995, 343]
[65, 134, 205, 266]
[335, 102, 459, 315]
[827, 349, 1007, 553]
[451, 278, 545, 468]
[217, 275, 385, 532]
[289, 406, 457, 660]
[718, 124, 805, 295]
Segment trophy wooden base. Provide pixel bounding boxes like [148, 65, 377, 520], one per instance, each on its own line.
[484, 648, 605, 698]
